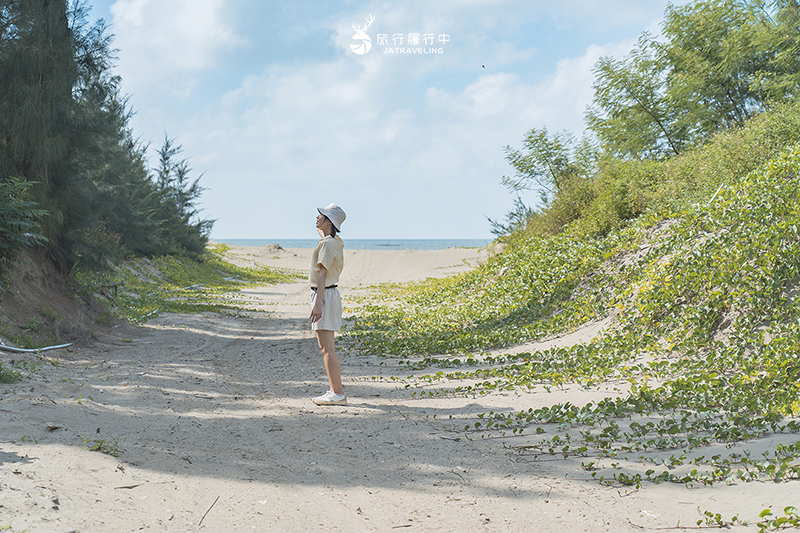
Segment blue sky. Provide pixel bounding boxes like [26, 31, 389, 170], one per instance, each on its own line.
[87, 0, 683, 240]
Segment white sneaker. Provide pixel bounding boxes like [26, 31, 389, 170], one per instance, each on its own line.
[312, 390, 347, 406]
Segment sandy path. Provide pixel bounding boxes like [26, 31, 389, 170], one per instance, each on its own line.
[2, 246, 798, 532]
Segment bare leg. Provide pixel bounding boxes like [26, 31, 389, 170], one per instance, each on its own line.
[316, 329, 343, 394]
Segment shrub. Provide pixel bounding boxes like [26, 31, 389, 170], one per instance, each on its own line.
[524, 100, 800, 240]
[0, 178, 46, 270]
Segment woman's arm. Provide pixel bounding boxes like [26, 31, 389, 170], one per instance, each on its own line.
[310, 265, 328, 322]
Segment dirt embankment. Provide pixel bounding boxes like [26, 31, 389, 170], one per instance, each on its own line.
[0, 248, 108, 351]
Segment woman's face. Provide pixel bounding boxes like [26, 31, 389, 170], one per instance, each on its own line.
[316, 213, 332, 232]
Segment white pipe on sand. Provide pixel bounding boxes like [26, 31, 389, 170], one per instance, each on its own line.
[0, 342, 73, 354]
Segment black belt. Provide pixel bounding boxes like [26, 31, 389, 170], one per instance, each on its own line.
[311, 285, 338, 291]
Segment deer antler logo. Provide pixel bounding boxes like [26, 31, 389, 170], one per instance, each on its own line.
[350, 14, 375, 55]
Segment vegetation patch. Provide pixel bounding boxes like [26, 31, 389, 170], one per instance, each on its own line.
[75, 244, 301, 323]
[345, 226, 635, 356]
[0, 362, 22, 384]
[83, 437, 123, 458]
[345, 142, 800, 502]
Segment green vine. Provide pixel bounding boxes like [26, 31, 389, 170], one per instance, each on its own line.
[346, 145, 800, 500]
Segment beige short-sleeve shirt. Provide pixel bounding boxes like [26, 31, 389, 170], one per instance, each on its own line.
[309, 235, 344, 288]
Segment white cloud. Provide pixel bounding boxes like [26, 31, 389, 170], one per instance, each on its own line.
[422, 36, 637, 135]
[110, 0, 245, 98]
[180, 32, 642, 239]
[521, 0, 672, 30]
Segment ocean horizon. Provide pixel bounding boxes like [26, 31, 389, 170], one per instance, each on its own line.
[213, 238, 494, 250]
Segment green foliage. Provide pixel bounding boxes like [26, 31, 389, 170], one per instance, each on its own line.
[75, 245, 300, 322]
[590, 98, 800, 224]
[754, 1, 800, 100]
[0, 178, 47, 267]
[346, 226, 632, 356]
[661, 0, 771, 134]
[0, 0, 77, 179]
[650, 99, 800, 210]
[0, 1, 109, 272]
[349, 143, 800, 497]
[587, 34, 685, 159]
[501, 128, 597, 198]
[531, 173, 597, 236]
[588, 0, 800, 160]
[0, 1, 214, 273]
[758, 507, 800, 532]
[83, 437, 122, 457]
[148, 136, 213, 260]
[696, 509, 743, 528]
[0, 362, 22, 384]
[487, 196, 533, 236]
[572, 158, 655, 237]
[513, 98, 800, 243]
[496, 128, 599, 235]
[496, 1, 800, 243]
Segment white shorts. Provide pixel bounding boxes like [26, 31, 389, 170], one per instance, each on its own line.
[310, 287, 342, 331]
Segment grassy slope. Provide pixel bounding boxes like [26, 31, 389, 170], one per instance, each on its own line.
[74, 243, 301, 323]
[343, 105, 800, 508]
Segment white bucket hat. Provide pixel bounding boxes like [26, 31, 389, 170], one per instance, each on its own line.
[317, 203, 346, 232]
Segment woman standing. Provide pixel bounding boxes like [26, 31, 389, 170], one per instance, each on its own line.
[309, 203, 347, 406]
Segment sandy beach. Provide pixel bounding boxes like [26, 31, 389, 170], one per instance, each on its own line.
[1, 244, 798, 532]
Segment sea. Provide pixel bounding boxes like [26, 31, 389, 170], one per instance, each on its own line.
[214, 238, 493, 250]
